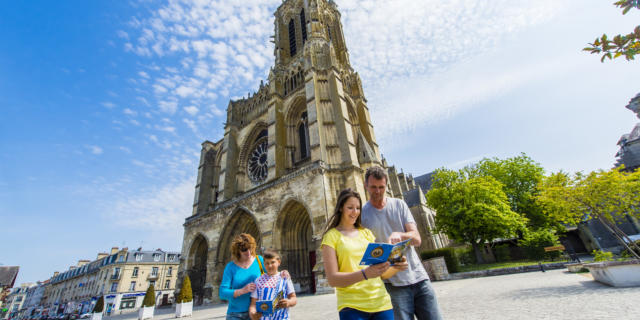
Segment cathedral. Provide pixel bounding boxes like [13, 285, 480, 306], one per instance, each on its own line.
[178, 0, 448, 304]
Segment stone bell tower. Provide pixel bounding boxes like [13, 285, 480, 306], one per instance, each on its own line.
[179, 0, 383, 304]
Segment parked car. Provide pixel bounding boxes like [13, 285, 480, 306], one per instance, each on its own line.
[79, 313, 91, 319]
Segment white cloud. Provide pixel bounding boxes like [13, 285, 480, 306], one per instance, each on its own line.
[87, 145, 104, 155]
[139, 71, 150, 79]
[184, 106, 199, 116]
[104, 178, 193, 230]
[123, 108, 137, 116]
[119, 146, 132, 154]
[101, 102, 117, 109]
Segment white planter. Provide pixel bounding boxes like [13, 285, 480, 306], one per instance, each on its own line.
[175, 301, 193, 318]
[138, 306, 155, 320]
[566, 263, 586, 273]
[586, 260, 640, 287]
[90, 312, 103, 320]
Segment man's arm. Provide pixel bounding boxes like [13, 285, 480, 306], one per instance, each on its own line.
[388, 222, 421, 246]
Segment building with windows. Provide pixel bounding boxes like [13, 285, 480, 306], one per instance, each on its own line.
[41, 247, 180, 316]
[1, 283, 35, 320]
[179, 0, 449, 305]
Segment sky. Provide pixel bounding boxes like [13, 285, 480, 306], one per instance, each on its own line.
[1, 0, 639, 285]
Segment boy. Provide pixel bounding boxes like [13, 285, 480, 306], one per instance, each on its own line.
[249, 250, 297, 320]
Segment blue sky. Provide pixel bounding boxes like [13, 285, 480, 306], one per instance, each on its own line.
[1, 0, 639, 285]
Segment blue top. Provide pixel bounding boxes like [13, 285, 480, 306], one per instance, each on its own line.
[219, 255, 264, 313]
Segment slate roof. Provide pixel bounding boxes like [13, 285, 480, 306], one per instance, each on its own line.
[0, 266, 19, 288]
[413, 171, 436, 192]
[402, 188, 423, 208]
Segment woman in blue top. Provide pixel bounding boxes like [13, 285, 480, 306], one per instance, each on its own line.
[219, 233, 289, 320]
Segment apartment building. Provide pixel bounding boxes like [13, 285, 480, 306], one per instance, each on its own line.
[42, 247, 180, 316]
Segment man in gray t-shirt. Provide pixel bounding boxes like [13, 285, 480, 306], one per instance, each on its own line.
[361, 166, 443, 320]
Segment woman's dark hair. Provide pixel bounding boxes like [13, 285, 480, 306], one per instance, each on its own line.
[323, 188, 362, 235]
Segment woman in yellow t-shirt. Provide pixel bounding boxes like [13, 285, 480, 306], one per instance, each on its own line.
[321, 188, 407, 320]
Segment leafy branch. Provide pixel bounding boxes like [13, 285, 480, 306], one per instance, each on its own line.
[583, 1, 640, 62]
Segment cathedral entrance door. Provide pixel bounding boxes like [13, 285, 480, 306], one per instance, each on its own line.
[187, 235, 208, 305]
[277, 201, 314, 293]
[215, 209, 262, 282]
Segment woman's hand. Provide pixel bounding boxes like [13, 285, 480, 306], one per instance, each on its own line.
[364, 261, 390, 279]
[280, 269, 291, 279]
[241, 282, 256, 295]
[249, 310, 262, 320]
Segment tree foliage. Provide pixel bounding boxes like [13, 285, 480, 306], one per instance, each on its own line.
[583, 1, 640, 61]
[142, 284, 156, 307]
[176, 275, 193, 304]
[426, 170, 526, 263]
[537, 167, 640, 258]
[465, 154, 550, 230]
[93, 296, 104, 313]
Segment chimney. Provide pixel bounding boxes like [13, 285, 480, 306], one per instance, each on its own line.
[110, 247, 119, 255]
[77, 260, 90, 267]
[97, 253, 108, 260]
[69, 266, 76, 270]
[53, 271, 59, 277]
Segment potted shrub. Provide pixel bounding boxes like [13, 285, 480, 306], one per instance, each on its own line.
[585, 250, 640, 287]
[175, 275, 193, 318]
[138, 284, 156, 320]
[91, 296, 104, 320]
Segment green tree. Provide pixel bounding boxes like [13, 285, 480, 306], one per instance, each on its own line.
[426, 170, 527, 263]
[584, 1, 640, 61]
[142, 284, 156, 308]
[93, 296, 104, 313]
[176, 275, 193, 304]
[537, 167, 640, 258]
[466, 154, 550, 230]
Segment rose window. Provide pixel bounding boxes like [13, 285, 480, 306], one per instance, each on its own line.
[248, 137, 268, 182]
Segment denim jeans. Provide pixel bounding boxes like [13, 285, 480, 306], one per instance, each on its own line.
[339, 308, 394, 320]
[226, 311, 250, 320]
[384, 280, 443, 320]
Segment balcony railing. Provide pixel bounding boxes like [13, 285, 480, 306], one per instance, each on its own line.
[110, 273, 121, 281]
[147, 273, 159, 280]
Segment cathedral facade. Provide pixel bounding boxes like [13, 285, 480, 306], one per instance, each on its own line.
[178, 0, 447, 304]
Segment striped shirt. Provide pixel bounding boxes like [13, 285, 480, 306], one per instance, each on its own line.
[251, 273, 295, 320]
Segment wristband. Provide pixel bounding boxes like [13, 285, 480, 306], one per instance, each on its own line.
[361, 269, 368, 280]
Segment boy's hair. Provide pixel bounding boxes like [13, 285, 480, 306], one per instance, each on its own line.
[263, 249, 281, 261]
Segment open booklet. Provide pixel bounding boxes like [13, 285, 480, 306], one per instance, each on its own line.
[256, 290, 284, 315]
[359, 239, 411, 266]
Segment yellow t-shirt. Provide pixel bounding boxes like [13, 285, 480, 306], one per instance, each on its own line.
[321, 228, 393, 313]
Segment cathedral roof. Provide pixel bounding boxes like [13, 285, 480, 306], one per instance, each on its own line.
[402, 187, 425, 208]
[413, 171, 436, 192]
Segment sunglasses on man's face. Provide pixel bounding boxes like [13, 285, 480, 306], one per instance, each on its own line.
[240, 246, 250, 252]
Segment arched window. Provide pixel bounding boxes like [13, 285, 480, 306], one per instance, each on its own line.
[300, 9, 307, 44]
[289, 19, 297, 57]
[298, 112, 310, 160]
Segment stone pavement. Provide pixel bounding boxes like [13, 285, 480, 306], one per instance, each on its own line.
[105, 269, 640, 320]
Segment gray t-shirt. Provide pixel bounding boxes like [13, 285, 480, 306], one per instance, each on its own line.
[361, 197, 429, 286]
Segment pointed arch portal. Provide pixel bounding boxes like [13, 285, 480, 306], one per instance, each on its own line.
[187, 235, 208, 305]
[276, 201, 315, 293]
[215, 209, 262, 282]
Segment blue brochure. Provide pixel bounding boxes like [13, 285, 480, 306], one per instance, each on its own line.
[359, 239, 411, 266]
[256, 290, 284, 315]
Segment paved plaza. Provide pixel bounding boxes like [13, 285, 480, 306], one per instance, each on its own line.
[104, 269, 640, 320]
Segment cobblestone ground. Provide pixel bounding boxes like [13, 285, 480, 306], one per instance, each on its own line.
[104, 269, 640, 320]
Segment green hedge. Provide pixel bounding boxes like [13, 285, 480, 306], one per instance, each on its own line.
[176, 275, 193, 303]
[420, 247, 460, 273]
